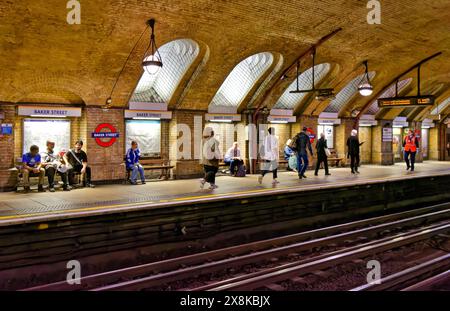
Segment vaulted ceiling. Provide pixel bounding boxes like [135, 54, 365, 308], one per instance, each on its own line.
[1, 0, 450, 121]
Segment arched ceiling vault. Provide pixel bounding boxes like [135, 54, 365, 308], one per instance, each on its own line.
[1, 1, 450, 112]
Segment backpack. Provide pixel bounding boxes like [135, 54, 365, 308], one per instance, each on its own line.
[288, 134, 300, 151]
[236, 164, 246, 177]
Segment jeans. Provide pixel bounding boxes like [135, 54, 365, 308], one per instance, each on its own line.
[404, 151, 417, 170]
[69, 165, 92, 185]
[22, 168, 45, 187]
[45, 166, 69, 188]
[297, 153, 309, 176]
[130, 164, 145, 183]
[204, 165, 218, 184]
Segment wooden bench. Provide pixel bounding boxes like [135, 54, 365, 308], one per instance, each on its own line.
[326, 157, 344, 167]
[125, 158, 174, 181]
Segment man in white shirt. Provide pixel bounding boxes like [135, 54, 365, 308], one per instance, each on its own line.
[224, 142, 243, 176]
[258, 127, 280, 186]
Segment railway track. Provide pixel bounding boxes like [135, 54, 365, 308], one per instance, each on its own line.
[22, 203, 450, 291]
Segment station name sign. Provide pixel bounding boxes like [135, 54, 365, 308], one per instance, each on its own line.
[18, 106, 82, 117]
[378, 96, 435, 108]
[124, 110, 172, 120]
[267, 116, 296, 123]
[205, 114, 241, 122]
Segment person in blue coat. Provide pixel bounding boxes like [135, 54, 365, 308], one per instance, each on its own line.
[284, 139, 295, 171]
[126, 141, 146, 185]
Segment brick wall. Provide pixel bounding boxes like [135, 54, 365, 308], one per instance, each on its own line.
[335, 118, 354, 165]
[0, 105, 17, 191]
[84, 107, 125, 182]
[371, 120, 394, 165]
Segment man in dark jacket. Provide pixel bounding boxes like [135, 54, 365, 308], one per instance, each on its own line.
[315, 133, 331, 176]
[347, 129, 364, 174]
[296, 127, 313, 179]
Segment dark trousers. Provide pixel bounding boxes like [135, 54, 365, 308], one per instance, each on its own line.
[69, 165, 92, 185]
[350, 154, 360, 172]
[315, 156, 329, 175]
[261, 160, 278, 179]
[45, 166, 69, 187]
[297, 153, 309, 176]
[203, 165, 218, 184]
[404, 151, 417, 170]
[225, 159, 243, 175]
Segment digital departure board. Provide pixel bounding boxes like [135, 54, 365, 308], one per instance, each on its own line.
[378, 96, 435, 108]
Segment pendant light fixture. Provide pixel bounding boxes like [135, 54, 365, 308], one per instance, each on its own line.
[142, 19, 163, 75]
[358, 60, 374, 97]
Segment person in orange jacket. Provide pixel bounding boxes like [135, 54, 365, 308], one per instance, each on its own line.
[403, 129, 420, 171]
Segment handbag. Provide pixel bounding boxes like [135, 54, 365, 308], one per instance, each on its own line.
[324, 148, 331, 157]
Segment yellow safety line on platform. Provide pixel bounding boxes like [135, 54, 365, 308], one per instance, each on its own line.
[0, 173, 436, 222]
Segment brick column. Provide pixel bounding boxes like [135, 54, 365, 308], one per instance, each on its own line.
[84, 107, 125, 182]
[0, 105, 17, 191]
[372, 120, 394, 165]
[169, 110, 205, 179]
[293, 116, 318, 169]
[335, 118, 354, 165]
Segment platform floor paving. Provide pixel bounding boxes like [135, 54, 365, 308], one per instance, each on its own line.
[0, 161, 449, 223]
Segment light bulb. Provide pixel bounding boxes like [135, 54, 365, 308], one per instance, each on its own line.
[142, 54, 162, 75]
[358, 83, 373, 96]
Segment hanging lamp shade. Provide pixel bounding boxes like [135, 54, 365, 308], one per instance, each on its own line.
[142, 19, 163, 75]
[358, 60, 374, 97]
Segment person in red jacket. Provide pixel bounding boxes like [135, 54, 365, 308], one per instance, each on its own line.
[403, 129, 420, 172]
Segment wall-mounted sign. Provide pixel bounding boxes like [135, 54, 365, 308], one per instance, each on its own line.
[378, 96, 435, 108]
[307, 127, 316, 144]
[125, 110, 172, 120]
[129, 102, 168, 111]
[18, 106, 82, 117]
[359, 120, 378, 127]
[270, 109, 294, 116]
[382, 127, 393, 142]
[205, 114, 241, 122]
[1, 123, 12, 135]
[318, 118, 341, 125]
[267, 115, 296, 123]
[92, 123, 119, 148]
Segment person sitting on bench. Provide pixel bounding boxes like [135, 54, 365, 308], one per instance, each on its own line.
[224, 142, 243, 176]
[22, 145, 45, 193]
[126, 141, 146, 185]
[64, 140, 95, 188]
[41, 140, 71, 192]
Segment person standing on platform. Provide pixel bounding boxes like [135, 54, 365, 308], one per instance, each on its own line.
[200, 127, 221, 190]
[315, 133, 331, 176]
[224, 142, 243, 176]
[403, 129, 420, 172]
[347, 129, 364, 174]
[258, 127, 280, 186]
[296, 127, 313, 179]
[65, 140, 95, 188]
[126, 141, 146, 185]
[284, 139, 295, 171]
[21, 145, 46, 193]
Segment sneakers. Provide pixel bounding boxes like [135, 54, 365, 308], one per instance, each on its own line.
[272, 179, 280, 186]
[85, 183, 96, 188]
[199, 179, 206, 189]
[63, 186, 71, 191]
[209, 184, 219, 190]
[258, 176, 263, 184]
[49, 187, 56, 193]
[130, 181, 138, 185]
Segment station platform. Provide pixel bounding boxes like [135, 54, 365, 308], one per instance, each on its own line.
[1, 161, 449, 225]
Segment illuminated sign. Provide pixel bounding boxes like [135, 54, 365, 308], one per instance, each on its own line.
[267, 115, 296, 123]
[124, 110, 172, 119]
[18, 106, 82, 117]
[378, 96, 435, 108]
[205, 114, 241, 122]
[92, 123, 119, 148]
